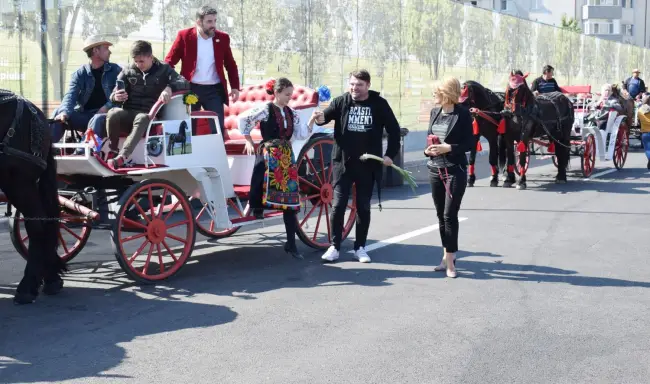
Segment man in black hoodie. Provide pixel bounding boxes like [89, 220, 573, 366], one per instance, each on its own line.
[313, 69, 401, 263]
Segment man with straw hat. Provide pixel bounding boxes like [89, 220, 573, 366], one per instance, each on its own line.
[622, 68, 646, 100]
[51, 35, 121, 143]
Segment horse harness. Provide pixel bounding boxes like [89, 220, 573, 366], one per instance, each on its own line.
[0, 90, 47, 170]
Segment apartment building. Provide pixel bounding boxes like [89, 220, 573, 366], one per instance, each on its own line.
[455, 0, 650, 48]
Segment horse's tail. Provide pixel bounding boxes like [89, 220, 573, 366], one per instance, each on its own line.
[38, 147, 67, 274]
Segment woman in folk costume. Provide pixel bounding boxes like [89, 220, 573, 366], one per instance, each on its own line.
[239, 77, 315, 260]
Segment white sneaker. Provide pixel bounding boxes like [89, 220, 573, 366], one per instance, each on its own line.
[321, 246, 339, 262]
[354, 247, 371, 263]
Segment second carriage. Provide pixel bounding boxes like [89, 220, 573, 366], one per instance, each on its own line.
[514, 85, 629, 178]
[6, 83, 358, 283]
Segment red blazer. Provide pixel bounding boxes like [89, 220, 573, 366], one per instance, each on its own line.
[164, 27, 240, 104]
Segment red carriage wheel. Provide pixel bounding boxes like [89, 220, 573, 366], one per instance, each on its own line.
[295, 135, 356, 250]
[195, 198, 251, 239]
[9, 208, 92, 264]
[613, 123, 629, 170]
[111, 179, 196, 283]
[581, 134, 597, 177]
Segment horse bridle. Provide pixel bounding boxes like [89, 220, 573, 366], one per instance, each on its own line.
[0, 89, 47, 169]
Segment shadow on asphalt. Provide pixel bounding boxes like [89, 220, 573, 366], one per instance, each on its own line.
[0, 284, 238, 383]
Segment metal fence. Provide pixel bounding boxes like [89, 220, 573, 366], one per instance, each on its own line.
[0, 0, 647, 130]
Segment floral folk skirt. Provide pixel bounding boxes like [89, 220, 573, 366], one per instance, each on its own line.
[249, 141, 301, 211]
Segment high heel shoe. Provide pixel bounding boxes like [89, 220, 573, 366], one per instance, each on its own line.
[434, 254, 456, 271]
[284, 243, 304, 260]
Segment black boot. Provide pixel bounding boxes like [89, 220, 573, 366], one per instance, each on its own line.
[284, 242, 304, 260]
[43, 276, 64, 296]
[13, 277, 39, 305]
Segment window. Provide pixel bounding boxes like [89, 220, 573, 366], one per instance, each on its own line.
[501, 0, 507, 10]
[625, 24, 634, 36]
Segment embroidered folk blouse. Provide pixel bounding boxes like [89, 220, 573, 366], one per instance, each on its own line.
[237, 103, 311, 141]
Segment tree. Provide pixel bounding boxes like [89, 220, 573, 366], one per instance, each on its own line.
[560, 14, 581, 33]
[535, 24, 555, 74]
[554, 25, 581, 85]
[463, 6, 493, 81]
[595, 39, 616, 86]
[2, 0, 154, 100]
[580, 35, 598, 84]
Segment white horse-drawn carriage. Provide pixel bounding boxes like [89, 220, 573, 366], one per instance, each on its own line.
[516, 85, 629, 178]
[6, 83, 356, 283]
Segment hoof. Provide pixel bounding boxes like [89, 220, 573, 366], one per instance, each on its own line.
[468, 175, 476, 187]
[555, 179, 567, 184]
[13, 292, 37, 305]
[468, 181, 475, 187]
[503, 181, 514, 188]
[490, 179, 499, 187]
[516, 183, 527, 190]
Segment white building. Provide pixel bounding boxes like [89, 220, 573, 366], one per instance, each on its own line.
[454, 0, 650, 49]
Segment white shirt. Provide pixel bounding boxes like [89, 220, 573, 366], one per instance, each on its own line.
[192, 31, 220, 85]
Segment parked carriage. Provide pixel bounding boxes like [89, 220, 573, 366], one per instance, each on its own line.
[513, 85, 629, 178]
[2, 83, 356, 283]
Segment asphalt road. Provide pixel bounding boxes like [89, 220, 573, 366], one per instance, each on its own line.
[1, 150, 650, 384]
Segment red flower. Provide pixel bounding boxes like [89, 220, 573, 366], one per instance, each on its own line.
[272, 147, 282, 160]
[288, 166, 298, 181]
[265, 79, 276, 94]
[273, 168, 284, 183]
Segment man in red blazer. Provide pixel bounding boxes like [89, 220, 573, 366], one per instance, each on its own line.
[165, 5, 240, 135]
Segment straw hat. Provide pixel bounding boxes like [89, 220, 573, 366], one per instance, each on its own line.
[83, 35, 113, 52]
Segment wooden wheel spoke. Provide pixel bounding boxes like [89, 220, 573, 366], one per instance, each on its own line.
[21, 234, 28, 242]
[299, 201, 320, 227]
[147, 186, 156, 217]
[57, 231, 69, 254]
[167, 220, 190, 229]
[166, 233, 187, 244]
[158, 188, 169, 218]
[312, 204, 324, 241]
[157, 244, 164, 273]
[132, 199, 151, 223]
[163, 200, 181, 222]
[305, 156, 324, 185]
[162, 240, 178, 262]
[123, 217, 148, 230]
[298, 176, 320, 192]
[141, 243, 154, 275]
[61, 224, 83, 241]
[122, 232, 148, 243]
[128, 239, 150, 264]
[318, 144, 328, 183]
[300, 193, 320, 201]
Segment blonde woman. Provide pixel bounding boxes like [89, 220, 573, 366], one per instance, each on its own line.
[424, 77, 474, 278]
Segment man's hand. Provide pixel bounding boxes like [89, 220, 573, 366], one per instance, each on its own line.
[383, 156, 393, 166]
[230, 88, 240, 102]
[158, 87, 172, 104]
[311, 110, 325, 124]
[54, 112, 68, 122]
[533, 90, 540, 97]
[113, 89, 128, 102]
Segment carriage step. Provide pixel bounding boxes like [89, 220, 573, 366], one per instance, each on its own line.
[231, 211, 285, 227]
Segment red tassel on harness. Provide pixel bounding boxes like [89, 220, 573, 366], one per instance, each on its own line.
[516, 141, 526, 153]
[472, 119, 479, 135]
[491, 165, 497, 176]
[548, 142, 555, 153]
[476, 141, 483, 152]
[469, 165, 475, 176]
[497, 119, 506, 134]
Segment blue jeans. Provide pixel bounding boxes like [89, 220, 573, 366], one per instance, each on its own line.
[51, 109, 107, 143]
[642, 132, 650, 161]
[190, 83, 226, 135]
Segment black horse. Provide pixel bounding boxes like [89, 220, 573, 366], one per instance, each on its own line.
[167, 120, 188, 155]
[460, 80, 508, 187]
[501, 70, 574, 189]
[0, 89, 65, 305]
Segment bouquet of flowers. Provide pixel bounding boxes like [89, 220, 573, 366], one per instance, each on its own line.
[182, 91, 199, 114]
[359, 153, 418, 193]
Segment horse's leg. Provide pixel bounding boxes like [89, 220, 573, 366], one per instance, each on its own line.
[497, 134, 507, 179]
[516, 129, 529, 190]
[555, 129, 570, 184]
[39, 151, 66, 294]
[502, 130, 517, 188]
[468, 135, 478, 187]
[2, 174, 48, 304]
[486, 130, 499, 187]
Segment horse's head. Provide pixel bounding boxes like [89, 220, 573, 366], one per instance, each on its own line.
[460, 80, 491, 108]
[504, 70, 533, 113]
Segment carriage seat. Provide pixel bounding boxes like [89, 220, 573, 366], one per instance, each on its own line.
[114, 92, 189, 138]
[222, 83, 318, 155]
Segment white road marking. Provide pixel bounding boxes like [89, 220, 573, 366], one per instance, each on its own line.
[348, 217, 469, 254]
[583, 168, 618, 181]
